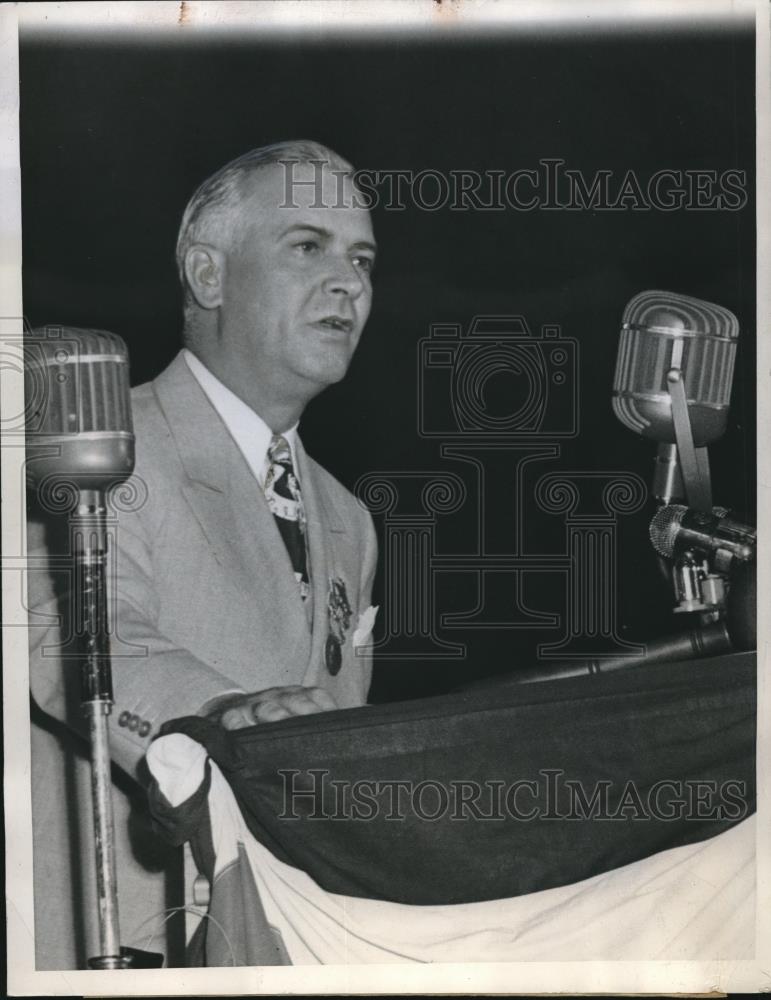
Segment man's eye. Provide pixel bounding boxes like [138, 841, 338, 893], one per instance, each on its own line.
[296, 240, 319, 254]
[353, 255, 375, 274]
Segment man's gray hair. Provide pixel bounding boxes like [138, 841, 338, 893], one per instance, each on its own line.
[175, 139, 353, 286]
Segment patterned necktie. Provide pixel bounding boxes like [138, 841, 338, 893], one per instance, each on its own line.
[263, 434, 310, 601]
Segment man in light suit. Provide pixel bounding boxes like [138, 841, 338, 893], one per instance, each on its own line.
[27, 140, 378, 967]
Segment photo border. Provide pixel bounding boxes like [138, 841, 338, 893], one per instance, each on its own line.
[3, 1, 768, 994]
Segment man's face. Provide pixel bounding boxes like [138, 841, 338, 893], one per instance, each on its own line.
[217, 161, 375, 405]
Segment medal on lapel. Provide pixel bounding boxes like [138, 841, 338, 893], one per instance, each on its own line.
[326, 576, 352, 676]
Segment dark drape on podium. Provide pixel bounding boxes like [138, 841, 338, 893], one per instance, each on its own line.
[153, 651, 755, 906]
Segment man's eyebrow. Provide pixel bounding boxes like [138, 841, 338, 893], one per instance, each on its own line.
[277, 223, 377, 254]
[277, 223, 329, 240]
[351, 239, 378, 255]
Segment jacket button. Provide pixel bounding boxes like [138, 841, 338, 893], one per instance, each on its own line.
[118, 711, 130, 728]
[127, 715, 139, 732]
[138, 721, 151, 738]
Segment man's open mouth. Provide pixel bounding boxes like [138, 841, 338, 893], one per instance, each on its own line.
[316, 316, 353, 333]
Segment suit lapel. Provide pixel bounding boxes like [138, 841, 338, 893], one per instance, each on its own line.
[152, 353, 311, 669]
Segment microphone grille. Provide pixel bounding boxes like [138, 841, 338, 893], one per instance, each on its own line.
[613, 290, 739, 440]
[649, 503, 688, 558]
[25, 326, 135, 488]
[26, 326, 133, 436]
[622, 290, 739, 341]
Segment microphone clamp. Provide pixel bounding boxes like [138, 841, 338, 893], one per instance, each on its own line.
[649, 503, 755, 616]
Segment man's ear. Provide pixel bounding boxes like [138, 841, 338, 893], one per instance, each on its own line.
[184, 245, 226, 309]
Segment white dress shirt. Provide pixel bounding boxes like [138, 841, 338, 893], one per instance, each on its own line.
[183, 348, 299, 487]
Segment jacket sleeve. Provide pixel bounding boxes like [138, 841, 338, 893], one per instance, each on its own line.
[27, 487, 245, 779]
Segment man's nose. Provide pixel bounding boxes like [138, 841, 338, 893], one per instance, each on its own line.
[322, 258, 367, 298]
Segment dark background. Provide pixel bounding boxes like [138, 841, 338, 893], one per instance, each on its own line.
[19, 24, 756, 701]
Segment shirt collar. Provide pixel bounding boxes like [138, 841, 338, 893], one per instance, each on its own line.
[183, 348, 299, 486]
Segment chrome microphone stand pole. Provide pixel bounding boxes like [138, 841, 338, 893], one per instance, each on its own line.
[74, 488, 127, 969]
[73, 488, 162, 969]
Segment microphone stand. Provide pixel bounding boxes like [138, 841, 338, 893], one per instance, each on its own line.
[75, 489, 124, 968]
[26, 326, 163, 969]
[510, 621, 734, 684]
[75, 489, 162, 970]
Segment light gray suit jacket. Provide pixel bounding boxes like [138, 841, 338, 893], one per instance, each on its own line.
[28, 351, 377, 967]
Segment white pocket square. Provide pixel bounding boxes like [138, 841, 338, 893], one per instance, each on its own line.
[353, 605, 379, 650]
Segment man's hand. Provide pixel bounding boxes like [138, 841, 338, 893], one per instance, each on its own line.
[205, 685, 338, 730]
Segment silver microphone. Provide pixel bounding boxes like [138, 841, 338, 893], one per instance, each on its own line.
[612, 290, 739, 509]
[25, 326, 134, 490]
[24, 326, 159, 969]
[649, 504, 755, 565]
